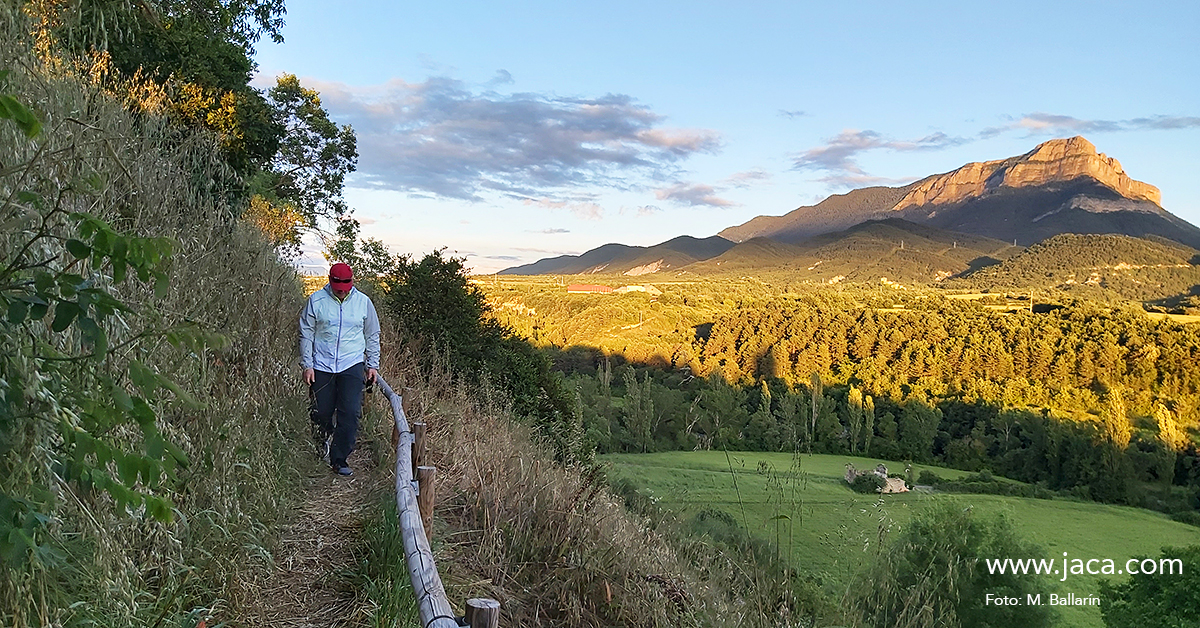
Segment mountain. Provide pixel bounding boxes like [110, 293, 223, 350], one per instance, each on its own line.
[504, 137, 1200, 279]
[718, 186, 912, 243]
[947, 233, 1200, 301]
[498, 235, 734, 275]
[685, 218, 1018, 285]
[721, 137, 1200, 249]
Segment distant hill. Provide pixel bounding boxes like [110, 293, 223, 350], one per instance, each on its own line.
[721, 136, 1200, 249]
[948, 233, 1200, 301]
[718, 186, 912, 243]
[499, 235, 734, 275]
[685, 218, 1019, 285]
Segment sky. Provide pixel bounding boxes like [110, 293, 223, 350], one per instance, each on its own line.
[253, 0, 1200, 275]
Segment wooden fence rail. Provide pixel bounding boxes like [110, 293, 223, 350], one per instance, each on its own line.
[376, 374, 499, 628]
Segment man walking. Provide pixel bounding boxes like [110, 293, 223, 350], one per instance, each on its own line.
[299, 262, 380, 476]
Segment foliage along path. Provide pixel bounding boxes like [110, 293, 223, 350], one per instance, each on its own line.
[242, 444, 379, 627]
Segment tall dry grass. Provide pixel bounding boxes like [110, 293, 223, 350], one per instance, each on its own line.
[1, 12, 310, 627]
[368, 327, 818, 627]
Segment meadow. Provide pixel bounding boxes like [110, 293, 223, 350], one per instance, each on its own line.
[601, 451, 1200, 627]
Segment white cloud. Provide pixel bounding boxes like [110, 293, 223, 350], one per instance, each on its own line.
[307, 77, 722, 202]
[655, 182, 738, 208]
[981, 112, 1200, 138]
[792, 129, 969, 177]
[520, 197, 604, 220]
[723, 169, 771, 188]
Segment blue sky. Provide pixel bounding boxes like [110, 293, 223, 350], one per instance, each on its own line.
[254, 0, 1200, 274]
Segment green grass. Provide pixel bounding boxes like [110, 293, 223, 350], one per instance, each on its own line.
[353, 498, 422, 628]
[601, 451, 1200, 628]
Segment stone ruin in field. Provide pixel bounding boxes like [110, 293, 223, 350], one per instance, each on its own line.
[845, 463, 909, 494]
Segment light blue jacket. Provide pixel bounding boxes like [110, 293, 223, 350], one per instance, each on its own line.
[299, 285, 381, 374]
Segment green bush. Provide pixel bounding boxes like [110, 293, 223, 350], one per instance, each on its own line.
[850, 473, 886, 493]
[848, 502, 1054, 628]
[917, 470, 945, 485]
[1169, 511, 1200, 527]
[1100, 545, 1200, 627]
[383, 250, 580, 461]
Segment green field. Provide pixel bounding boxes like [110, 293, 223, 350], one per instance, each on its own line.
[601, 451, 1200, 627]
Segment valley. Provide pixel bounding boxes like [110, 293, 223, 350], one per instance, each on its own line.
[602, 451, 1200, 628]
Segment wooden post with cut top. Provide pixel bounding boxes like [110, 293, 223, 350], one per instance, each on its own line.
[465, 598, 500, 628]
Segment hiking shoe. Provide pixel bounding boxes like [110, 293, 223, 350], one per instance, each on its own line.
[335, 465, 353, 477]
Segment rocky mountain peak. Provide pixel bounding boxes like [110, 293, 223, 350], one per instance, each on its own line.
[893, 136, 1161, 211]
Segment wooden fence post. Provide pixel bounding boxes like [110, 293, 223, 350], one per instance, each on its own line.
[465, 598, 500, 628]
[379, 377, 457, 628]
[412, 422, 427, 477]
[416, 465, 437, 542]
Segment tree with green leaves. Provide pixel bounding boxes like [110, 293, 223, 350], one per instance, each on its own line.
[622, 369, 654, 453]
[849, 502, 1054, 628]
[1100, 545, 1200, 628]
[898, 399, 940, 462]
[1156, 403, 1187, 453]
[256, 74, 357, 237]
[809, 371, 822, 452]
[847, 385, 864, 454]
[863, 394, 875, 455]
[382, 249, 577, 458]
[1102, 386, 1132, 450]
[25, 0, 289, 174]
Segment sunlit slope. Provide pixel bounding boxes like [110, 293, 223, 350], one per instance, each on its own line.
[948, 233, 1200, 301]
[685, 218, 1019, 285]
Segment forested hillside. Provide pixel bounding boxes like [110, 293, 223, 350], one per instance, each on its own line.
[950, 233, 1200, 302]
[486, 275, 1200, 517]
[687, 218, 1019, 284]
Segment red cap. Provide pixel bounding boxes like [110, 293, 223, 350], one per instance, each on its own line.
[329, 263, 353, 288]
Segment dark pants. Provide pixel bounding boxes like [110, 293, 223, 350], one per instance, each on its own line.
[309, 362, 365, 467]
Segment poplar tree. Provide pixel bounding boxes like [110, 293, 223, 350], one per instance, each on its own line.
[1156, 403, 1187, 453]
[623, 369, 654, 453]
[1102, 387, 1132, 449]
[863, 394, 876, 456]
[847, 385, 864, 454]
[809, 371, 823, 451]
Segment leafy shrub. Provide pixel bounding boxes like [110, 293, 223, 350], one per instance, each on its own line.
[936, 473, 1057, 500]
[850, 473, 886, 493]
[382, 250, 580, 460]
[847, 502, 1053, 628]
[1, 25, 310, 627]
[1169, 511, 1200, 528]
[1100, 545, 1200, 627]
[917, 470, 945, 485]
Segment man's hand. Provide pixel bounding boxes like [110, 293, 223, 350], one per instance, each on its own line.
[303, 368, 315, 386]
[366, 368, 378, 384]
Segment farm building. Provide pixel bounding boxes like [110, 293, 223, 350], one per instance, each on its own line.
[845, 463, 910, 494]
[567, 284, 613, 293]
[614, 284, 663, 295]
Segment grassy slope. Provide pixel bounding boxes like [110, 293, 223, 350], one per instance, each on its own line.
[0, 25, 317, 627]
[602, 451, 1200, 628]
